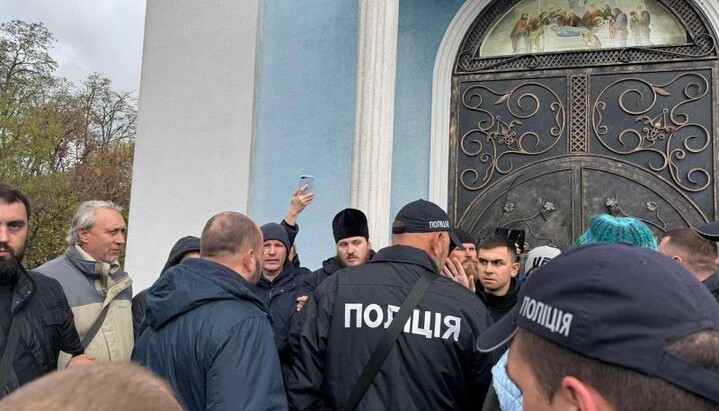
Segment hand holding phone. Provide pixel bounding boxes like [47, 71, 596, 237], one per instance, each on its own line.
[299, 175, 314, 194]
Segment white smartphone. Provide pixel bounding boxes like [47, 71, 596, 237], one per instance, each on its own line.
[299, 175, 314, 194]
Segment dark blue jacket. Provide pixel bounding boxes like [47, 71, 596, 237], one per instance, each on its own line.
[132, 258, 288, 411]
[254, 261, 309, 350]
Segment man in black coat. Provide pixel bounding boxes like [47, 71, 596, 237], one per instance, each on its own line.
[0, 184, 92, 397]
[295, 208, 374, 310]
[476, 235, 522, 323]
[285, 199, 495, 410]
[254, 223, 309, 350]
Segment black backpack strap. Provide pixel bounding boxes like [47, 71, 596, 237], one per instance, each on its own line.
[341, 270, 435, 411]
[0, 316, 23, 397]
[81, 303, 111, 350]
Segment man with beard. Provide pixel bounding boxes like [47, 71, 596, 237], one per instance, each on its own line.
[295, 208, 373, 310]
[448, 228, 477, 275]
[0, 184, 92, 397]
[286, 199, 495, 410]
[476, 235, 521, 322]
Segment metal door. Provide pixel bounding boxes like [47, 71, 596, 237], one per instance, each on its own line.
[450, 0, 718, 248]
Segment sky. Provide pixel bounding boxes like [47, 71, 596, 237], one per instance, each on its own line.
[1, 0, 147, 96]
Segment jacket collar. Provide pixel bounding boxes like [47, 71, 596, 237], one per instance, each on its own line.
[11, 264, 36, 315]
[63, 246, 122, 279]
[369, 245, 439, 273]
[478, 276, 520, 308]
[257, 261, 298, 289]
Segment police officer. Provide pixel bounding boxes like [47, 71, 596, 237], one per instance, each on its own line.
[285, 199, 495, 410]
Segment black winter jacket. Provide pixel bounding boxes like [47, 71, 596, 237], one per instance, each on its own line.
[1, 265, 82, 395]
[132, 258, 287, 411]
[477, 277, 521, 323]
[253, 261, 309, 350]
[285, 245, 495, 410]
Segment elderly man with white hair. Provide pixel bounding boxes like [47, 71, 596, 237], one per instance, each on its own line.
[36, 201, 133, 365]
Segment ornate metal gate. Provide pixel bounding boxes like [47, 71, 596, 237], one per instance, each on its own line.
[450, 0, 719, 248]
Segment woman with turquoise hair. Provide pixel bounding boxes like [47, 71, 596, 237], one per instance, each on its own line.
[482, 214, 657, 411]
[575, 214, 658, 250]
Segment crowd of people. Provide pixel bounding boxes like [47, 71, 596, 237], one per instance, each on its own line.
[0, 181, 717, 411]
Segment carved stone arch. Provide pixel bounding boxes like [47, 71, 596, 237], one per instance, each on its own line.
[448, 0, 719, 247]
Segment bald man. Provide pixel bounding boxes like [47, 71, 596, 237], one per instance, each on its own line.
[133, 212, 287, 411]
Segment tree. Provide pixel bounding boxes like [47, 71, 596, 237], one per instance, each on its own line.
[0, 20, 136, 267]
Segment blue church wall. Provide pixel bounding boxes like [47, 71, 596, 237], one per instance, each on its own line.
[250, 0, 358, 270]
[390, 0, 464, 221]
[251, 1, 466, 269]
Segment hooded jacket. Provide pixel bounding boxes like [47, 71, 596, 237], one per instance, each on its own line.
[131, 236, 200, 337]
[285, 245, 495, 410]
[35, 246, 133, 365]
[132, 258, 287, 411]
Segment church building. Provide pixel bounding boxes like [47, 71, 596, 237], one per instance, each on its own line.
[126, 0, 719, 290]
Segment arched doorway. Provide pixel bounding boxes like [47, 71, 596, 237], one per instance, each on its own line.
[449, 0, 718, 248]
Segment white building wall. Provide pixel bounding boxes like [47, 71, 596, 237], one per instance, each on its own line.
[125, 0, 261, 291]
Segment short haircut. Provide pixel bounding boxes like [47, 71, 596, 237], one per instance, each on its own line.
[201, 211, 261, 257]
[0, 183, 31, 220]
[0, 363, 182, 411]
[66, 200, 123, 246]
[663, 228, 718, 276]
[478, 234, 518, 262]
[514, 328, 719, 411]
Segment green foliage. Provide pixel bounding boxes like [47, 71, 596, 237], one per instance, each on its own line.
[0, 20, 136, 268]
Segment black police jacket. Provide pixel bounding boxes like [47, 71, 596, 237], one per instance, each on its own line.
[285, 245, 495, 410]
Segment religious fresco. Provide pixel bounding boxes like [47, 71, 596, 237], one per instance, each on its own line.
[479, 0, 687, 57]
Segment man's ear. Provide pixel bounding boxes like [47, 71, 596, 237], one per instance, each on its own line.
[435, 232, 445, 253]
[511, 261, 520, 277]
[555, 376, 601, 411]
[672, 255, 683, 265]
[242, 248, 255, 272]
[76, 229, 89, 245]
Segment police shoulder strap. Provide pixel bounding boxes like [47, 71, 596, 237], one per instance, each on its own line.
[341, 270, 435, 411]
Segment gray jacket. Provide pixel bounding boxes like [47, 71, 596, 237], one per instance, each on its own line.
[35, 246, 133, 365]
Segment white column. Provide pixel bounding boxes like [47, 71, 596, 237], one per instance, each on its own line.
[125, 0, 261, 292]
[350, 0, 400, 249]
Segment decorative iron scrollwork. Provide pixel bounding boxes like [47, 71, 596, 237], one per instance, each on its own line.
[604, 193, 667, 231]
[496, 197, 561, 247]
[592, 73, 711, 192]
[459, 82, 565, 191]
